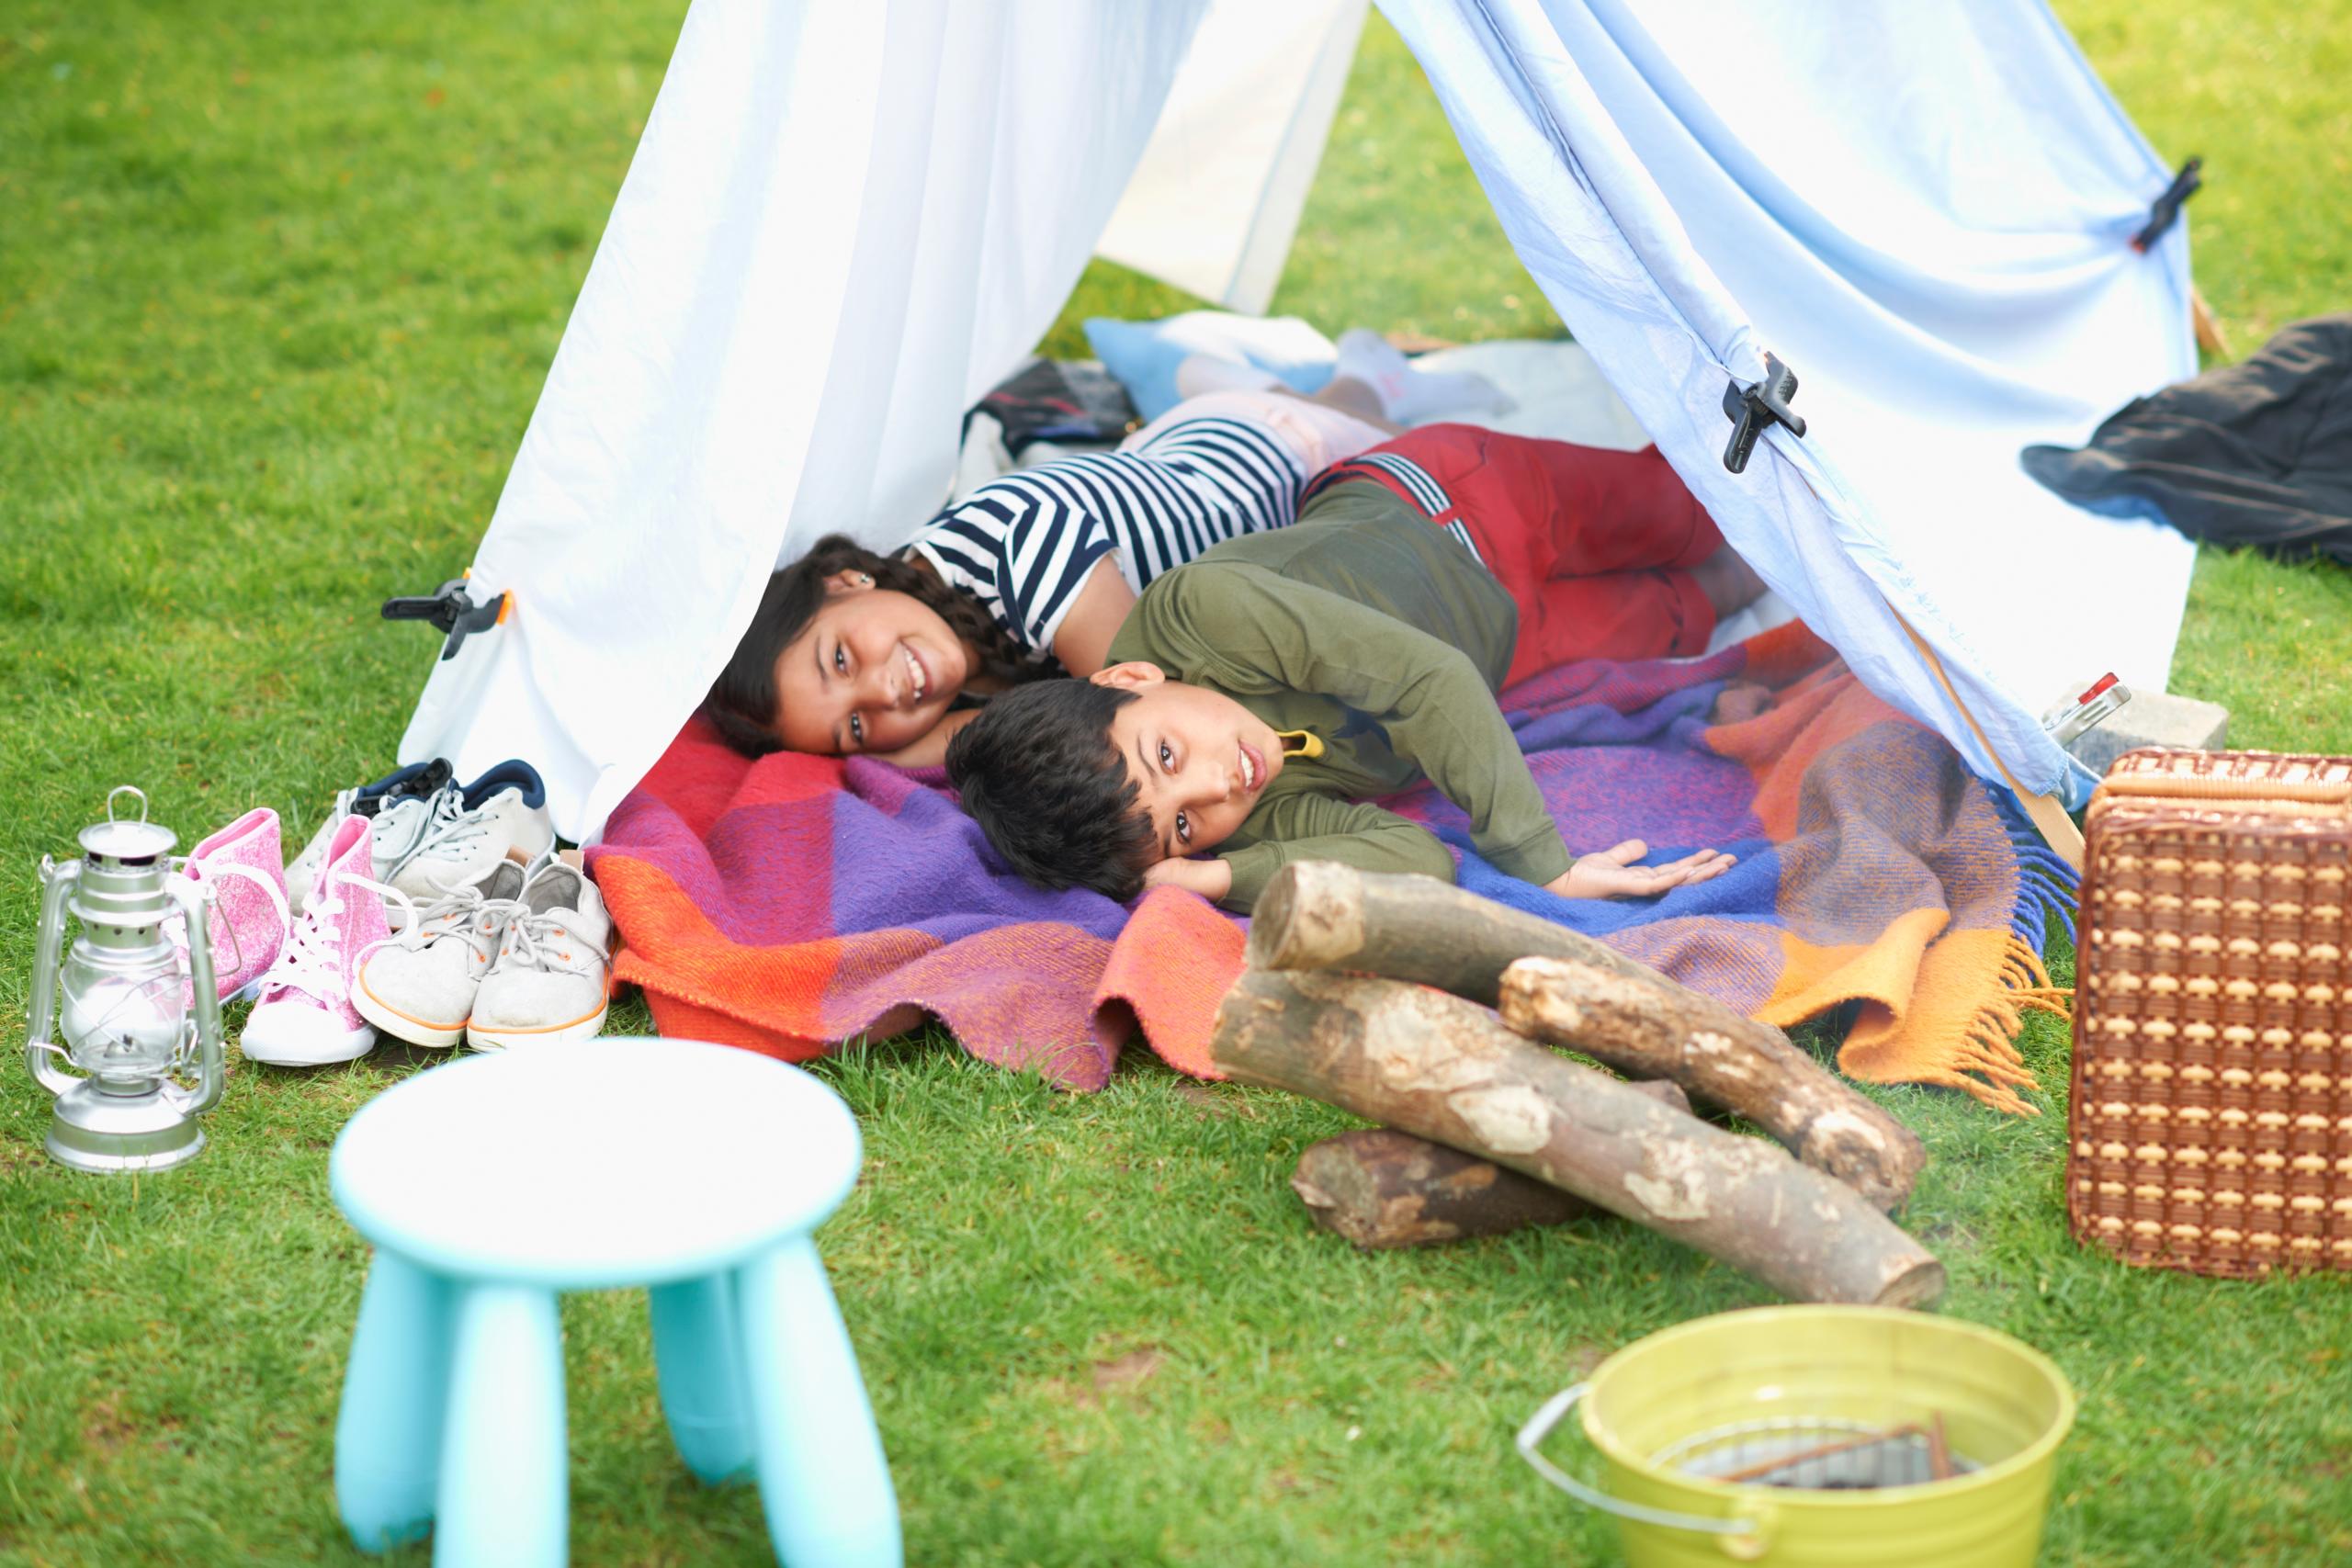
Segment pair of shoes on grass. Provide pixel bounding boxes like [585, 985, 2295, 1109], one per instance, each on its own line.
[351, 856, 613, 1054]
[241, 759, 569, 1066]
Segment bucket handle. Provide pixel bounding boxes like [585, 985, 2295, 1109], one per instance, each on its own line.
[1519, 1383, 1765, 1551]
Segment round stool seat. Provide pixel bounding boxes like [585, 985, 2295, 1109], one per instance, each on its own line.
[332, 1037, 860, 1287]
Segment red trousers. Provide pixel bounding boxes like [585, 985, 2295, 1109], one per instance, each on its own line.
[1308, 424, 1723, 688]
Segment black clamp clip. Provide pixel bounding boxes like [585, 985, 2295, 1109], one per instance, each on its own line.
[1721, 352, 1804, 474]
[380, 577, 509, 661]
[2131, 157, 2202, 253]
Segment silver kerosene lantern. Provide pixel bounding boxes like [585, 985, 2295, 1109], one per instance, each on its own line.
[24, 787, 227, 1172]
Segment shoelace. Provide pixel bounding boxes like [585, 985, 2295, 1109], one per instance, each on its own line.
[500, 908, 608, 976]
[413, 811, 496, 863]
[260, 886, 351, 1008]
[349, 875, 516, 969]
[375, 785, 468, 878]
[177, 858, 291, 979]
[386, 794, 514, 890]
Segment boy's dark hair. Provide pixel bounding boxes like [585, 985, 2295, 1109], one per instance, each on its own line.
[944, 679, 1158, 900]
[703, 534, 1046, 757]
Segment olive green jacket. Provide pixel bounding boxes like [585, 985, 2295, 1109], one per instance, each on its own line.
[1103, 482, 1569, 910]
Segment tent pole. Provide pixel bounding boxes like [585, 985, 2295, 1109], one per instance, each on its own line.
[2190, 288, 2233, 360]
[1886, 606, 2086, 873]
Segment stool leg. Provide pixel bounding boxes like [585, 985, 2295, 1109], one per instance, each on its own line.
[336, 1249, 454, 1553]
[737, 1239, 902, 1568]
[433, 1283, 568, 1568]
[650, 1274, 755, 1483]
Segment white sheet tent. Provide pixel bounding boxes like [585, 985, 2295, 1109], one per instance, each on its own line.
[399, 0, 2199, 848]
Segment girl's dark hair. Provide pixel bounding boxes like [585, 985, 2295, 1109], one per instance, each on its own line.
[703, 534, 1049, 757]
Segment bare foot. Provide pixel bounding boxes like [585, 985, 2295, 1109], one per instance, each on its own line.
[1304, 375, 1405, 434]
[1332, 328, 1511, 423]
[1691, 545, 1768, 620]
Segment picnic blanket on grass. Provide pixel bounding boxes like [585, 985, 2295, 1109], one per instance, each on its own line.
[587, 623, 2074, 1113]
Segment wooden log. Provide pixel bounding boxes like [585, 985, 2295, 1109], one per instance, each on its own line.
[1295, 1080, 1693, 1250]
[1214, 968, 1944, 1308]
[1295, 1130, 1589, 1248]
[1498, 956, 1927, 1214]
[1246, 863, 1925, 1213]
[1248, 862, 1664, 1005]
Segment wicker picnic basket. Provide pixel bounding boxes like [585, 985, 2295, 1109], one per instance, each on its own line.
[2068, 749, 2352, 1279]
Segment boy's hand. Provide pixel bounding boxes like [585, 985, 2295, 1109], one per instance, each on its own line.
[1140, 856, 1235, 902]
[1711, 680, 1774, 725]
[1544, 840, 1734, 901]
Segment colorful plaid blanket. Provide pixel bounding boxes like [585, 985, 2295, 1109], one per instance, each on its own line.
[588, 623, 2074, 1113]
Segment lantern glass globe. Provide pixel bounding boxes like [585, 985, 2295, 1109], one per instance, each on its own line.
[59, 951, 187, 1082]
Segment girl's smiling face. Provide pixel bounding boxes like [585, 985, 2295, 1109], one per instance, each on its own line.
[771, 575, 973, 755]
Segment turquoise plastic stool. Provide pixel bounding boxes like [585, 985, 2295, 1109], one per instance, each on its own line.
[329, 1036, 899, 1568]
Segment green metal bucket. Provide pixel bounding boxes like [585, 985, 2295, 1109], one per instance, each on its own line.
[1518, 1306, 2075, 1566]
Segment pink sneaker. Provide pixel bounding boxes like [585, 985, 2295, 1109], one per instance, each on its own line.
[240, 814, 390, 1066]
[174, 807, 290, 1003]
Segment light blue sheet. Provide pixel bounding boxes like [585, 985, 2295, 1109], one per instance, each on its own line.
[1383, 0, 2199, 802]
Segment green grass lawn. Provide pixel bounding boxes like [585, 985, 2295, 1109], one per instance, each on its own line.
[4, 5, 2348, 1564]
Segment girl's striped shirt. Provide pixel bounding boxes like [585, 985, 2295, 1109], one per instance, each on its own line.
[904, 415, 1306, 661]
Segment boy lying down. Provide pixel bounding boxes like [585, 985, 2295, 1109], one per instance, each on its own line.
[945, 426, 1755, 913]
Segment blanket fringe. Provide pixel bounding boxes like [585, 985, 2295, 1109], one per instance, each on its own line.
[1999, 791, 2082, 949]
[1891, 932, 2070, 1117]
[1995, 944, 2074, 1018]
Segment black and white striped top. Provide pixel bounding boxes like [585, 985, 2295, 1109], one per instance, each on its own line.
[904, 415, 1306, 661]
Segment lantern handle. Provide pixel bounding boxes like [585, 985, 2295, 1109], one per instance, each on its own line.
[106, 784, 150, 825]
[164, 876, 227, 1117]
[24, 856, 84, 1098]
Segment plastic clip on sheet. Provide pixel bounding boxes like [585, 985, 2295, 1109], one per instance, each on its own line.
[2130, 157, 2202, 252]
[1721, 353, 1804, 474]
[380, 576, 511, 661]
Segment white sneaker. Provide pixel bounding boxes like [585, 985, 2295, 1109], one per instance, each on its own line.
[349, 860, 530, 1049]
[240, 815, 391, 1066]
[366, 783, 461, 890]
[376, 786, 555, 908]
[467, 861, 612, 1051]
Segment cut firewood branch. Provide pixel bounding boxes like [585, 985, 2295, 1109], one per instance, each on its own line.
[1295, 1129, 1589, 1249]
[1497, 955, 1926, 1213]
[1214, 967, 1943, 1308]
[1294, 1081, 1692, 1250]
[1248, 861, 1665, 1004]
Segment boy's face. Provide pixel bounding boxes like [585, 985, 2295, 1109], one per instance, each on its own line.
[1094, 663, 1287, 863]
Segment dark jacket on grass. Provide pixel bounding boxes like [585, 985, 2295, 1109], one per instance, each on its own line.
[2021, 313, 2352, 568]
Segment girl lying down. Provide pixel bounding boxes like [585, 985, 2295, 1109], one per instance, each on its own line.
[704, 338, 1760, 768]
